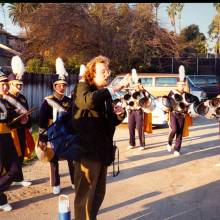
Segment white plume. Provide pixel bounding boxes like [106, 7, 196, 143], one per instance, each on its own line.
[178, 65, 185, 82]
[79, 64, 86, 77]
[131, 68, 138, 84]
[11, 56, 25, 80]
[55, 57, 68, 78]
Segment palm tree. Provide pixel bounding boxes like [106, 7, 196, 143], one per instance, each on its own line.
[214, 3, 220, 13]
[175, 3, 184, 33]
[153, 3, 160, 25]
[167, 4, 177, 36]
[213, 3, 220, 54]
[8, 3, 41, 36]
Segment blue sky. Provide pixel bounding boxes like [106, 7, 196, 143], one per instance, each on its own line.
[158, 3, 215, 37]
[0, 3, 217, 48]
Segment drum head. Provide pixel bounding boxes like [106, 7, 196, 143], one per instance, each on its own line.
[210, 98, 220, 108]
[185, 93, 195, 104]
[197, 103, 209, 116]
[139, 96, 149, 107]
[215, 107, 220, 117]
[35, 143, 55, 162]
[174, 94, 183, 102]
[124, 93, 131, 101]
[132, 91, 141, 99]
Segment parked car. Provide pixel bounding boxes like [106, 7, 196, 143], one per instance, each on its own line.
[187, 75, 219, 98]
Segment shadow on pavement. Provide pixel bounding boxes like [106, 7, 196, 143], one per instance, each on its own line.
[108, 138, 220, 184]
[99, 191, 161, 214]
[118, 180, 220, 220]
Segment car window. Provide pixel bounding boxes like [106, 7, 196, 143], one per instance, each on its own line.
[155, 77, 177, 87]
[140, 77, 153, 86]
[189, 76, 218, 85]
[191, 77, 206, 85]
[207, 76, 218, 84]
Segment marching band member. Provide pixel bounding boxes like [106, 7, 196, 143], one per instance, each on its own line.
[127, 72, 146, 151]
[38, 57, 74, 195]
[0, 71, 20, 212]
[127, 69, 153, 151]
[5, 56, 34, 187]
[166, 65, 192, 156]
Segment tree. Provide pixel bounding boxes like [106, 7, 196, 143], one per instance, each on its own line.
[179, 24, 207, 55]
[153, 3, 160, 25]
[208, 3, 220, 54]
[8, 3, 180, 72]
[214, 3, 220, 13]
[25, 3, 97, 61]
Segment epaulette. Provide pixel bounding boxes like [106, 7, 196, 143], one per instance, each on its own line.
[44, 95, 54, 100]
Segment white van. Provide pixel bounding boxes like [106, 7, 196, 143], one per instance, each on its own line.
[110, 73, 207, 101]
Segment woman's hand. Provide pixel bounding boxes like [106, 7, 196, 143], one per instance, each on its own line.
[113, 74, 130, 92]
[113, 104, 125, 115]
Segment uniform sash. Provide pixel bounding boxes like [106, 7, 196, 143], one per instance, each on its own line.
[143, 112, 153, 133]
[44, 97, 66, 122]
[3, 94, 27, 111]
[4, 94, 35, 158]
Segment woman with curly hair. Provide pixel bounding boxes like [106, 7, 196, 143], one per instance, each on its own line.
[72, 55, 128, 220]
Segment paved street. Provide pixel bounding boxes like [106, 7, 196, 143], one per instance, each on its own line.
[1, 117, 220, 220]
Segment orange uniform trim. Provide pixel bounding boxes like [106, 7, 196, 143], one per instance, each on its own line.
[10, 128, 22, 157]
[24, 128, 35, 160]
[182, 113, 193, 137]
[0, 123, 11, 133]
[143, 112, 153, 134]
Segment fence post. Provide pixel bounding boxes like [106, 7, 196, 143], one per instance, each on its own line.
[171, 57, 174, 73]
[196, 57, 198, 75]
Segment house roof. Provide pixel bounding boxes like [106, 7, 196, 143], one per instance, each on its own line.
[0, 29, 24, 40]
[0, 44, 21, 56]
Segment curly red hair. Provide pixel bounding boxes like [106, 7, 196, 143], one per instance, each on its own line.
[83, 55, 110, 86]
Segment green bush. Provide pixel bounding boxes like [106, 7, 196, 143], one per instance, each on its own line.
[26, 58, 42, 73]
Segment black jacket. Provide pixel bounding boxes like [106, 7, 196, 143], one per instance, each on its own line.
[72, 81, 126, 166]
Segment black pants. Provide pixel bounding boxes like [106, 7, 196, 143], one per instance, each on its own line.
[0, 133, 20, 205]
[50, 156, 75, 186]
[168, 111, 185, 152]
[15, 128, 26, 182]
[128, 109, 145, 147]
